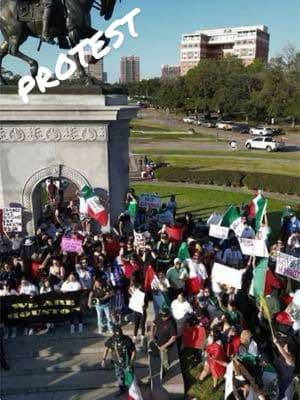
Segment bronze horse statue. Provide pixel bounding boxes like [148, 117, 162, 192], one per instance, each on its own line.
[0, 0, 120, 84]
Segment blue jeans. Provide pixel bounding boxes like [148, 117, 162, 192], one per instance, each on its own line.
[95, 303, 112, 330]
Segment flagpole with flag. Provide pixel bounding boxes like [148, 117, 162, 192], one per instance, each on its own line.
[248, 191, 268, 232]
[79, 185, 108, 226]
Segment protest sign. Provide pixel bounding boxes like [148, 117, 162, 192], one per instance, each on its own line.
[158, 210, 174, 226]
[212, 262, 244, 289]
[166, 225, 184, 242]
[276, 252, 300, 282]
[224, 361, 234, 400]
[139, 193, 161, 209]
[238, 238, 269, 258]
[134, 230, 146, 250]
[129, 289, 145, 314]
[61, 237, 83, 253]
[0, 291, 86, 325]
[3, 207, 22, 232]
[209, 224, 229, 240]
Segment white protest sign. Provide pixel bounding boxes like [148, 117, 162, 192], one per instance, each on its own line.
[212, 262, 244, 289]
[134, 230, 146, 250]
[209, 224, 229, 240]
[207, 213, 223, 226]
[238, 238, 269, 258]
[139, 193, 161, 209]
[3, 207, 22, 232]
[224, 361, 234, 399]
[129, 289, 145, 314]
[276, 252, 300, 282]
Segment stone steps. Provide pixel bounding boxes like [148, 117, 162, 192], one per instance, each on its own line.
[1, 304, 184, 399]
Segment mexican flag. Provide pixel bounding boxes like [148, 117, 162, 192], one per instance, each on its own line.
[248, 192, 267, 231]
[128, 376, 143, 400]
[177, 242, 191, 261]
[220, 206, 241, 231]
[249, 258, 268, 299]
[80, 185, 108, 226]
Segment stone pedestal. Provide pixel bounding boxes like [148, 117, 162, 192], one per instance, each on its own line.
[0, 94, 138, 234]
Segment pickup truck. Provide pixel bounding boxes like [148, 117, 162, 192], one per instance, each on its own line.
[249, 126, 274, 136]
[245, 137, 285, 152]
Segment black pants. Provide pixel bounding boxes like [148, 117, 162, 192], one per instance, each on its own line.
[133, 310, 146, 336]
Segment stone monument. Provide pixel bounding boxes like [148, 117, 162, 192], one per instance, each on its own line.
[0, 92, 138, 234]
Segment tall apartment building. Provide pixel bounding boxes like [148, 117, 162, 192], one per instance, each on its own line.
[161, 64, 181, 81]
[120, 56, 140, 83]
[180, 25, 269, 75]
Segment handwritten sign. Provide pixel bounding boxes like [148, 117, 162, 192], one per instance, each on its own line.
[276, 252, 300, 282]
[129, 289, 145, 314]
[212, 262, 244, 289]
[138, 193, 161, 210]
[61, 237, 83, 254]
[134, 231, 146, 250]
[3, 207, 22, 232]
[238, 238, 269, 258]
[209, 224, 229, 240]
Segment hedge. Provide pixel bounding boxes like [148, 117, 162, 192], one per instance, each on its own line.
[155, 167, 300, 195]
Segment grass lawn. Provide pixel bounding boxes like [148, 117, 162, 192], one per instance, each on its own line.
[131, 148, 300, 161]
[130, 119, 182, 132]
[130, 132, 216, 142]
[132, 182, 300, 241]
[131, 151, 300, 177]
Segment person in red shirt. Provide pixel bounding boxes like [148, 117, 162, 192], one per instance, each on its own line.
[198, 329, 227, 391]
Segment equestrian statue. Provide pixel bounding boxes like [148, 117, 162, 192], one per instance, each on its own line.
[0, 0, 121, 84]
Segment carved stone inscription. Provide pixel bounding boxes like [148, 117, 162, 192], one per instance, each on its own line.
[0, 126, 107, 142]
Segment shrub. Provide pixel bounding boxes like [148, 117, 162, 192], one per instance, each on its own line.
[243, 173, 300, 195]
[155, 167, 300, 195]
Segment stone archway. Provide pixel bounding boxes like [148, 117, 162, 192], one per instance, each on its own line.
[22, 164, 90, 234]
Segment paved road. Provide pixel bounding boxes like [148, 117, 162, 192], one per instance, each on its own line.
[137, 109, 300, 153]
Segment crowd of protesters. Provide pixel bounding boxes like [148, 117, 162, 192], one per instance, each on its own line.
[0, 185, 299, 400]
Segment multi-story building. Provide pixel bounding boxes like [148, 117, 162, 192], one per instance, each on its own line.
[120, 56, 140, 83]
[180, 25, 270, 75]
[84, 51, 105, 81]
[161, 64, 181, 80]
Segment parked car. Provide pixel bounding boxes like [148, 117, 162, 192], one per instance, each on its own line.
[245, 136, 285, 152]
[231, 124, 250, 134]
[192, 119, 202, 126]
[183, 116, 196, 124]
[201, 120, 216, 128]
[216, 121, 235, 130]
[249, 126, 274, 136]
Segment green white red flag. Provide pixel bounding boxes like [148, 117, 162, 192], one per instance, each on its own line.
[248, 192, 267, 231]
[80, 185, 108, 226]
[220, 205, 241, 231]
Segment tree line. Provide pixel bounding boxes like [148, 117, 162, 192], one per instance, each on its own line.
[125, 46, 300, 125]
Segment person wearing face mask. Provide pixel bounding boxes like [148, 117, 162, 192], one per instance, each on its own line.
[101, 325, 136, 396]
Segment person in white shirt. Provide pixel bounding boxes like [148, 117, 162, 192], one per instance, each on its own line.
[61, 273, 83, 333]
[61, 273, 82, 292]
[171, 293, 193, 336]
[19, 279, 38, 296]
[18, 279, 38, 336]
